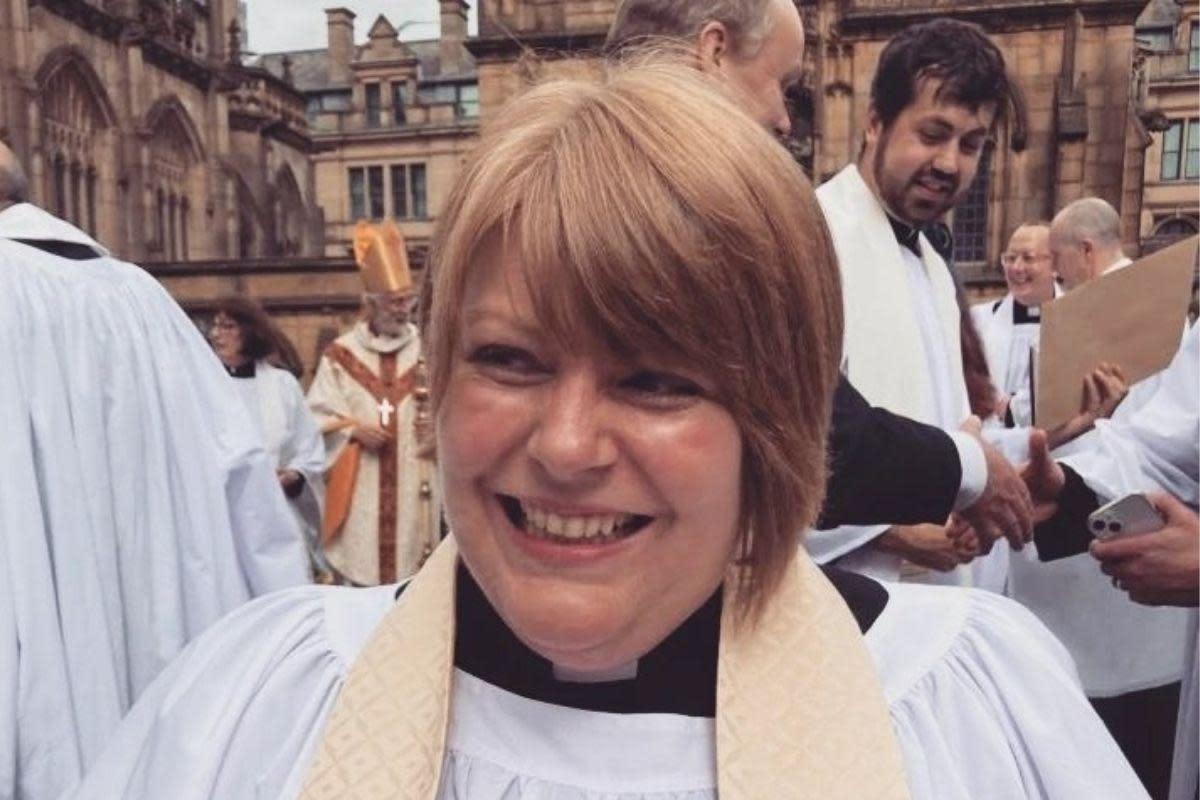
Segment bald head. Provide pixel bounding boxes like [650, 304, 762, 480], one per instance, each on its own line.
[1048, 197, 1125, 291]
[0, 141, 29, 212]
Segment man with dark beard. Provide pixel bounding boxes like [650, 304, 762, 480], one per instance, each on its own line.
[813, 19, 1020, 584]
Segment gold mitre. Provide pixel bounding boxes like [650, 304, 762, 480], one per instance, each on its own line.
[353, 220, 414, 294]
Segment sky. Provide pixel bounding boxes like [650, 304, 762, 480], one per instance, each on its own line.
[245, 0, 479, 55]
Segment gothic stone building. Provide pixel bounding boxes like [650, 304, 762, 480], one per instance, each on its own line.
[470, 0, 1182, 282]
[0, 0, 323, 263]
[258, 1, 480, 259]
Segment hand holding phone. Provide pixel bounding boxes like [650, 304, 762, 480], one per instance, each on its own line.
[1087, 494, 1165, 541]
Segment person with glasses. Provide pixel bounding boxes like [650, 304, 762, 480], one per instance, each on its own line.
[970, 222, 1060, 428]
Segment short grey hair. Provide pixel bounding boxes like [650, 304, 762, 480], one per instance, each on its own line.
[607, 0, 775, 58]
[1052, 198, 1122, 248]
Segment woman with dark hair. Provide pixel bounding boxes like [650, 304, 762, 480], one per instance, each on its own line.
[209, 296, 326, 565]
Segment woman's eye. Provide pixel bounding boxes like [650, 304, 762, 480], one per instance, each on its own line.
[619, 370, 704, 402]
[466, 344, 548, 380]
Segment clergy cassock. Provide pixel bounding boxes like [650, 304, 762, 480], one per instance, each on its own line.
[810, 165, 975, 586]
[0, 203, 310, 800]
[971, 289, 1061, 427]
[307, 321, 437, 584]
[69, 540, 1148, 799]
[227, 359, 327, 563]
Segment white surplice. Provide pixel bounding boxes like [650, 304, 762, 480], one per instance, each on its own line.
[971, 287, 1062, 427]
[1061, 324, 1199, 800]
[0, 205, 311, 800]
[231, 361, 327, 561]
[1006, 312, 1193, 700]
[811, 166, 971, 585]
[70, 578, 1147, 800]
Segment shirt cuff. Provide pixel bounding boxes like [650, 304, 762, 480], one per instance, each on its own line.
[948, 431, 987, 511]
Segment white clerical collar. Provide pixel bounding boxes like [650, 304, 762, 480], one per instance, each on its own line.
[0, 203, 110, 256]
[353, 319, 415, 354]
[1101, 256, 1133, 276]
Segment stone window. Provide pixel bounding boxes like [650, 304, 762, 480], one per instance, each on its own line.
[388, 163, 428, 220]
[39, 56, 110, 235]
[1161, 118, 1200, 181]
[349, 167, 366, 219]
[367, 166, 385, 218]
[146, 108, 200, 260]
[365, 83, 382, 128]
[952, 146, 992, 265]
[391, 82, 408, 125]
[1190, 23, 1198, 73]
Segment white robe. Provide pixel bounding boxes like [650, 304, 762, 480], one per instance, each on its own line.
[1005, 319, 1192, 699]
[70, 580, 1147, 799]
[811, 166, 971, 586]
[0, 205, 311, 800]
[1061, 324, 1199, 800]
[307, 322, 438, 586]
[232, 362, 327, 561]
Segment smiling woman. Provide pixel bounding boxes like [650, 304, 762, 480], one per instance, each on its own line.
[71, 58, 1147, 800]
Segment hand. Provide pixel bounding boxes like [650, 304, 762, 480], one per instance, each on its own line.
[1020, 428, 1065, 524]
[276, 469, 302, 491]
[1091, 492, 1199, 607]
[350, 423, 392, 452]
[1045, 363, 1129, 449]
[874, 524, 975, 572]
[956, 418, 1033, 553]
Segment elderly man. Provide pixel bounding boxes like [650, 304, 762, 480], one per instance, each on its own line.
[607, 0, 1032, 559]
[307, 222, 439, 586]
[1050, 197, 1134, 290]
[1003, 196, 1194, 798]
[972, 222, 1060, 427]
[0, 141, 309, 799]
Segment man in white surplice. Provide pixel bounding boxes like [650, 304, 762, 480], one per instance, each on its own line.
[1004, 196, 1193, 797]
[0, 142, 310, 800]
[810, 19, 1014, 585]
[971, 221, 1061, 428]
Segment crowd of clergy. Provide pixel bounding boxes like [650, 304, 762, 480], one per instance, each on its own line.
[0, 1, 1197, 799]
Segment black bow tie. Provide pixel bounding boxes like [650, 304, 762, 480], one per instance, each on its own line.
[887, 214, 922, 258]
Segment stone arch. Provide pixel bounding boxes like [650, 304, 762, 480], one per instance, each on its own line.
[271, 163, 307, 256]
[141, 97, 205, 260]
[142, 96, 205, 164]
[1153, 214, 1199, 237]
[228, 166, 268, 259]
[35, 47, 117, 235]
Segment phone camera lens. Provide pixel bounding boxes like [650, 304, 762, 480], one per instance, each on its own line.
[1091, 519, 1107, 532]
[1108, 522, 1122, 533]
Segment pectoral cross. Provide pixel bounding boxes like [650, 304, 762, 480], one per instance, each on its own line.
[378, 398, 395, 427]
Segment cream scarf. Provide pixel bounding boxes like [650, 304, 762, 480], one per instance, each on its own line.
[299, 538, 911, 799]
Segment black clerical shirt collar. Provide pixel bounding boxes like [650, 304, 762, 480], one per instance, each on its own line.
[1012, 301, 1041, 325]
[444, 562, 888, 718]
[452, 564, 720, 717]
[886, 214, 922, 258]
[224, 360, 256, 379]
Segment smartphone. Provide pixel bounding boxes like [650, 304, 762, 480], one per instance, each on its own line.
[1087, 494, 1165, 541]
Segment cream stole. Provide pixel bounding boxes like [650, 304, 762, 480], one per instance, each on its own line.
[299, 538, 911, 799]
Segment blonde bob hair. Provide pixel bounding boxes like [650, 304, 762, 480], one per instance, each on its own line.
[422, 59, 843, 617]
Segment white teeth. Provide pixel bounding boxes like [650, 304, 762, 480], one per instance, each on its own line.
[515, 500, 639, 541]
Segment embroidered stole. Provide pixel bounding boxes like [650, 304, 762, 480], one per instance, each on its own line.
[299, 538, 911, 799]
[323, 343, 417, 583]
